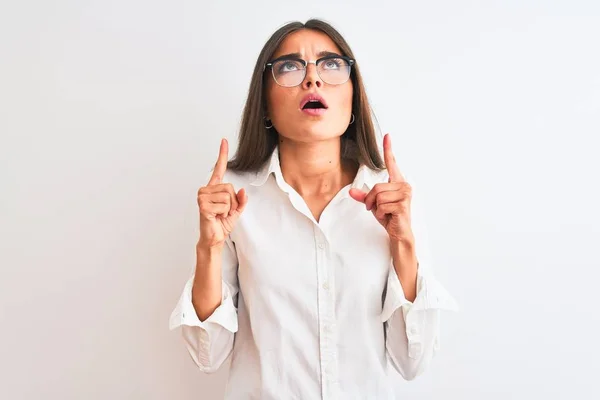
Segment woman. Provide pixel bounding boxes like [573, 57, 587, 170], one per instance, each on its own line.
[170, 19, 458, 399]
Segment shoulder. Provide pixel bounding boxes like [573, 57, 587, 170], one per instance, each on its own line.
[223, 169, 257, 189]
[366, 166, 417, 188]
[372, 168, 390, 184]
[360, 166, 390, 188]
[201, 167, 257, 190]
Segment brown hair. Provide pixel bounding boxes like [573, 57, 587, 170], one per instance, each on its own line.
[227, 19, 384, 172]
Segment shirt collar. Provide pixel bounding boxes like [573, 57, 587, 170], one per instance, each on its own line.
[249, 147, 282, 187]
[249, 147, 384, 190]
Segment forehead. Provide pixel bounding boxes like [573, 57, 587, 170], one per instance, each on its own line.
[272, 29, 343, 59]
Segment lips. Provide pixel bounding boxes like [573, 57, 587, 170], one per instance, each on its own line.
[300, 94, 328, 111]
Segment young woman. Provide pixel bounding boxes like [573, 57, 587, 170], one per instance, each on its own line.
[170, 19, 458, 399]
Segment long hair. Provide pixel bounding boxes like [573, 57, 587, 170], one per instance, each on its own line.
[227, 19, 385, 171]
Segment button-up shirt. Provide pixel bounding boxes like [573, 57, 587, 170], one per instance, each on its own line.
[169, 147, 458, 399]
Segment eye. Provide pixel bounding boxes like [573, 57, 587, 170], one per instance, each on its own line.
[276, 60, 303, 73]
[321, 58, 343, 70]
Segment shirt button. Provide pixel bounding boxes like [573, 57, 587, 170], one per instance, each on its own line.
[409, 325, 418, 335]
[322, 282, 329, 290]
[318, 243, 324, 249]
[409, 342, 423, 358]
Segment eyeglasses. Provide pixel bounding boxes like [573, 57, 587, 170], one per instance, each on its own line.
[265, 54, 355, 87]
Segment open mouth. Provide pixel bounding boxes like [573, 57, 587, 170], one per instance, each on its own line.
[302, 100, 327, 110]
[300, 95, 328, 115]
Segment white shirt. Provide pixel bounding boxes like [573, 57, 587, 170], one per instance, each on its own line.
[169, 147, 458, 400]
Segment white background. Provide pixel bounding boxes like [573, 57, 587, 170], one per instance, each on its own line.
[1, 1, 599, 399]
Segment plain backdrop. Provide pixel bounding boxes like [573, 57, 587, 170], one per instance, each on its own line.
[1, 1, 599, 399]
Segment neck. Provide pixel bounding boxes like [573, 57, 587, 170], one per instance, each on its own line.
[278, 137, 356, 197]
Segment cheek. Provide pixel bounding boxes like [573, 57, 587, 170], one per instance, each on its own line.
[268, 87, 297, 119]
[338, 83, 353, 112]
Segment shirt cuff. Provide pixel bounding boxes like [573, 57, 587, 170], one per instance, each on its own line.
[381, 264, 459, 322]
[169, 278, 238, 333]
[411, 272, 459, 312]
[381, 264, 413, 322]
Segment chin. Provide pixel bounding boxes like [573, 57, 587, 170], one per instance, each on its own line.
[292, 121, 345, 142]
[293, 129, 341, 143]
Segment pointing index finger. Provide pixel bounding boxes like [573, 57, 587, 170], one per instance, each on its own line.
[209, 138, 229, 185]
[383, 134, 405, 183]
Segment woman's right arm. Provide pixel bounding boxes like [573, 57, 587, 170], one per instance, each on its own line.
[192, 243, 227, 321]
[169, 237, 240, 373]
[169, 139, 248, 373]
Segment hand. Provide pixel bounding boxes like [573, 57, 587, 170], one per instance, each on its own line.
[197, 139, 248, 248]
[349, 134, 413, 243]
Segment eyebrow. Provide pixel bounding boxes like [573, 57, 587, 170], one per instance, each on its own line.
[316, 50, 343, 58]
[271, 50, 344, 61]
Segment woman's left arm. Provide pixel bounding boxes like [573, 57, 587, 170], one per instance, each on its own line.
[349, 133, 458, 380]
[381, 239, 458, 380]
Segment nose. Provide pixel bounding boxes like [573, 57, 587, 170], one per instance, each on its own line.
[301, 62, 322, 89]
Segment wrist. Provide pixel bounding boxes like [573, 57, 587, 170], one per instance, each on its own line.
[390, 235, 415, 254]
[196, 241, 223, 262]
[197, 235, 224, 250]
[390, 237, 417, 273]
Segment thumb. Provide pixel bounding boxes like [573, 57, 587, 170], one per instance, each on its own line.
[349, 188, 367, 203]
[236, 188, 249, 214]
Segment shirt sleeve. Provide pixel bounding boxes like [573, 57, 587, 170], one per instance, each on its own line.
[380, 177, 459, 380]
[169, 236, 240, 373]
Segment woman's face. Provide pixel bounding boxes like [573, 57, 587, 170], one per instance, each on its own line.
[265, 29, 353, 144]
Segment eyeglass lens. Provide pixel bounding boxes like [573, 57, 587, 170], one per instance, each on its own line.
[271, 58, 351, 87]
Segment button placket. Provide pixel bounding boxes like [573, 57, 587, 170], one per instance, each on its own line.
[314, 226, 338, 398]
[406, 309, 424, 360]
[409, 342, 423, 359]
[408, 324, 419, 338]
